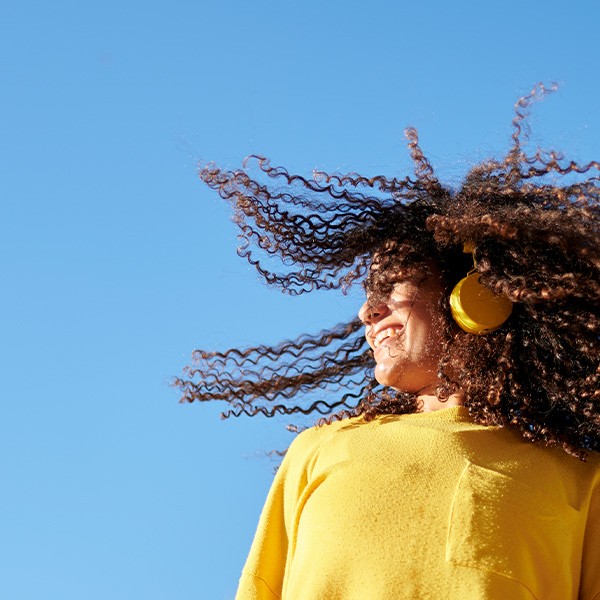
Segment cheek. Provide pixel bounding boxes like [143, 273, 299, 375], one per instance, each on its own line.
[372, 339, 409, 384]
[371, 318, 445, 391]
[407, 303, 446, 351]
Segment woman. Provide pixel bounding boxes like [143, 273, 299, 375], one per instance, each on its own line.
[176, 84, 600, 599]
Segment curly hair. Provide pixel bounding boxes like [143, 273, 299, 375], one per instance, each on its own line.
[174, 83, 600, 459]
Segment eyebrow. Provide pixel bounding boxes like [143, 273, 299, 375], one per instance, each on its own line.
[364, 280, 422, 310]
[388, 297, 418, 309]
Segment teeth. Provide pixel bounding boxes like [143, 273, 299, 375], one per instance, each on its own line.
[373, 327, 403, 348]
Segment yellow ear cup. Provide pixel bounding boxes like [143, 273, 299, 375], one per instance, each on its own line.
[450, 272, 513, 334]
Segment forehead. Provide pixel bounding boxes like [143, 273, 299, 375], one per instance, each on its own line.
[365, 270, 444, 304]
[366, 255, 436, 293]
[363, 277, 417, 305]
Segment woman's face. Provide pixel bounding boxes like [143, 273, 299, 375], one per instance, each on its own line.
[358, 273, 447, 393]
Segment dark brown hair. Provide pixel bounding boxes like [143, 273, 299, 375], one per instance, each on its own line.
[175, 84, 599, 459]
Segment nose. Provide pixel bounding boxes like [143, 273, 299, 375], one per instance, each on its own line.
[358, 300, 390, 325]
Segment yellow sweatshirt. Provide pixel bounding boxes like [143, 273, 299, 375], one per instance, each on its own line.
[235, 406, 600, 600]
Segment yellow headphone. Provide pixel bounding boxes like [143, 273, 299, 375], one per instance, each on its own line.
[449, 243, 513, 334]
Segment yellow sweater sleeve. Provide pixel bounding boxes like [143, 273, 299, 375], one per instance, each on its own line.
[235, 430, 314, 600]
[580, 473, 600, 600]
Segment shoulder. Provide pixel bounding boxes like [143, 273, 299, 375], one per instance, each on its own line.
[287, 416, 361, 452]
[281, 416, 365, 470]
[587, 451, 600, 489]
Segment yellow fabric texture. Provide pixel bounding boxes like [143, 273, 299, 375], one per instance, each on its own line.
[235, 407, 600, 600]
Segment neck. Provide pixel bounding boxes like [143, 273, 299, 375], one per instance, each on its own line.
[416, 389, 464, 412]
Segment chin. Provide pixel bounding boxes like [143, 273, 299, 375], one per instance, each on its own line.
[374, 366, 410, 391]
[374, 364, 437, 394]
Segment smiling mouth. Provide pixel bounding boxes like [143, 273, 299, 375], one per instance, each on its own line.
[372, 326, 404, 349]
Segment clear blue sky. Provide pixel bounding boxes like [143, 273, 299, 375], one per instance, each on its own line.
[2, 1, 599, 598]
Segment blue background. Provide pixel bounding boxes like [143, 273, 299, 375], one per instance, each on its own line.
[2, 1, 599, 598]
